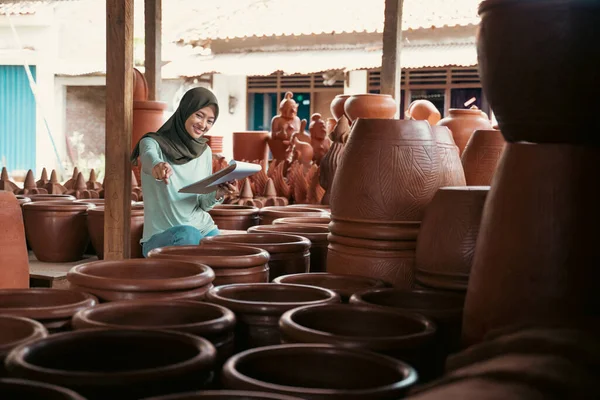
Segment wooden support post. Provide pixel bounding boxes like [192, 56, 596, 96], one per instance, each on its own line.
[105, 0, 133, 260]
[380, 0, 404, 115]
[145, 0, 161, 101]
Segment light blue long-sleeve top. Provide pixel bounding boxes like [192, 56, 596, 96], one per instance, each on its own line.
[139, 137, 222, 243]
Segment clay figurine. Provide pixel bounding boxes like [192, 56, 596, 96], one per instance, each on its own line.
[268, 92, 301, 160]
[319, 115, 350, 205]
[309, 113, 332, 165]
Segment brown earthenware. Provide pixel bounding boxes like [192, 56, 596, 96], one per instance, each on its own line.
[209, 205, 260, 231]
[86, 204, 144, 259]
[436, 109, 492, 155]
[132, 100, 168, 183]
[148, 244, 270, 286]
[343, 94, 397, 122]
[27, 194, 76, 202]
[141, 391, 304, 400]
[202, 233, 311, 281]
[406, 100, 441, 125]
[5, 329, 217, 400]
[431, 126, 466, 187]
[0, 316, 47, 372]
[206, 134, 224, 154]
[461, 129, 505, 186]
[206, 283, 340, 350]
[221, 344, 418, 399]
[258, 206, 328, 226]
[0, 379, 87, 400]
[233, 131, 270, 170]
[329, 218, 420, 241]
[273, 216, 331, 227]
[0, 167, 19, 192]
[0, 193, 29, 289]
[330, 94, 351, 120]
[286, 204, 331, 212]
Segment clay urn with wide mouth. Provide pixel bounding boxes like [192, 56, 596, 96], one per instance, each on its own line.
[205, 283, 340, 350]
[258, 206, 329, 226]
[436, 108, 492, 155]
[140, 390, 303, 400]
[330, 94, 351, 120]
[27, 194, 76, 202]
[0, 316, 47, 373]
[286, 204, 331, 212]
[86, 204, 144, 259]
[343, 94, 397, 123]
[273, 216, 331, 227]
[4, 329, 217, 400]
[0, 289, 98, 332]
[221, 343, 418, 399]
[0, 378, 86, 400]
[431, 126, 466, 187]
[209, 205, 260, 231]
[202, 233, 311, 281]
[460, 129, 506, 186]
[67, 259, 215, 302]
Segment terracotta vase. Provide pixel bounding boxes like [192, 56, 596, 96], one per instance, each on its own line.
[462, 143, 600, 346]
[272, 216, 331, 227]
[132, 100, 168, 184]
[247, 224, 329, 272]
[221, 344, 417, 399]
[0, 193, 29, 289]
[460, 129, 505, 186]
[330, 94, 351, 120]
[0, 316, 47, 371]
[202, 233, 311, 281]
[86, 204, 144, 259]
[431, 126, 466, 187]
[258, 206, 328, 226]
[415, 187, 489, 292]
[405, 100, 441, 125]
[148, 244, 270, 286]
[208, 205, 260, 231]
[67, 259, 215, 302]
[28, 194, 75, 202]
[0, 289, 98, 332]
[233, 131, 270, 170]
[22, 201, 95, 262]
[0, 379, 86, 400]
[5, 329, 217, 399]
[436, 109, 492, 155]
[343, 94, 397, 123]
[273, 273, 388, 303]
[206, 135, 224, 154]
[205, 283, 340, 350]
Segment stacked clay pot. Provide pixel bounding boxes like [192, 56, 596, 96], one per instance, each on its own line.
[436, 108, 492, 155]
[23, 200, 95, 262]
[67, 259, 215, 302]
[148, 244, 270, 286]
[431, 126, 466, 187]
[233, 131, 270, 170]
[460, 129, 506, 186]
[86, 203, 144, 259]
[0, 316, 47, 372]
[206, 283, 339, 350]
[142, 391, 305, 400]
[208, 205, 260, 231]
[0, 378, 86, 399]
[0, 192, 29, 289]
[415, 187, 489, 292]
[206, 134, 224, 153]
[202, 233, 311, 281]
[258, 206, 329, 226]
[272, 215, 330, 227]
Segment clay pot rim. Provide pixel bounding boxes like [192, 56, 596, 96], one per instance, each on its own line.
[273, 273, 388, 292]
[259, 206, 330, 216]
[22, 201, 95, 211]
[286, 204, 331, 210]
[328, 219, 420, 241]
[209, 204, 260, 215]
[348, 94, 393, 98]
[247, 225, 329, 239]
[87, 205, 144, 216]
[0, 316, 48, 355]
[67, 259, 215, 292]
[446, 108, 485, 115]
[202, 233, 311, 253]
[140, 390, 305, 400]
[436, 186, 491, 192]
[71, 299, 235, 333]
[222, 343, 417, 396]
[6, 328, 216, 383]
[147, 244, 270, 269]
[330, 216, 420, 227]
[0, 289, 98, 320]
[214, 264, 269, 278]
[328, 233, 416, 251]
[333, 94, 351, 99]
[27, 194, 76, 201]
[69, 283, 213, 302]
[0, 378, 87, 400]
[273, 217, 331, 226]
[206, 283, 340, 314]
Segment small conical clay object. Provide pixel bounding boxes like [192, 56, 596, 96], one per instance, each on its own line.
[87, 169, 103, 191]
[45, 170, 67, 194]
[64, 167, 79, 190]
[67, 172, 99, 199]
[131, 170, 139, 188]
[263, 178, 278, 199]
[0, 167, 19, 193]
[74, 172, 87, 191]
[19, 170, 47, 195]
[260, 178, 288, 207]
[240, 178, 254, 200]
[36, 168, 49, 188]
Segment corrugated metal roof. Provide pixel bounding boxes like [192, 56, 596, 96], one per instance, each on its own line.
[0, 1, 49, 15]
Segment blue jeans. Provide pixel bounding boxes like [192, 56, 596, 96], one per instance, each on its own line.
[142, 225, 220, 257]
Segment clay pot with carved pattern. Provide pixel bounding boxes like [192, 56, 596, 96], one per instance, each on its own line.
[343, 94, 397, 123]
[436, 108, 492, 155]
[431, 126, 466, 187]
[86, 204, 144, 259]
[258, 206, 329, 226]
[273, 216, 331, 227]
[0, 316, 47, 372]
[460, 129, 505, 186]
[209, 205, 260, 231]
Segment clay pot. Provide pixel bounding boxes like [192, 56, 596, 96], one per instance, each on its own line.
[258, 206, 329, 226]
[462, 143, 600, 345]
[286, 203, 331, 212]
[0, 316, 47, 372]
[0, 379, 86, 399]
[0, 192, 29, 289]
[431, 126, 466, 187]
[141, 391, 304, 400]
[132, 100, 168, 183]
[436, 109, 492, 155]
[209, 205, 260, 231]
[86, 204, 144, 259]
[74, 198, 105, 206]
[460, 129, 505, 186]
[23, 201, 95, 262]
[67, 259, 215, 302]
[133, 67, 148, 101]
[343, 94, 397, 122]
[5, 329, 217, 399]
[0, 289, 98, 332]
[273, 273, 388, 303]
[247, 224, 329, 272]
[148, 244, 270, 286]
[202, 233, 311, 281]
[15, 195, 31, 206]
[415, 187, 489, 291]
[329, 218, 419, 241]
[330, 119, 440, 222]
[206, 135, 224, 154]
[233, 131, 270, 170]
[406, 99, 441, 125]
[330, 94, 351, 120]
[28, 194, 76, 202]
[273, 216, 331, 227]
[205, 283, 340, 350]
[221, 344, 418, 399]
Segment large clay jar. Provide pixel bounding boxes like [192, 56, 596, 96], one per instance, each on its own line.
[460, 129, 505, 186]
[72, 300, 236, 364]
[0, 192, 29, 289]
[205, 283, 339, 350]
[0, 289, 98, 332]
[415, 187, 489, 292]
[209, 205, 260, 231]
[405, 100, 441, 125]
[273, 216, 330, 227]
[431, 126, 466, 187]
[462, 143, 600, 345]
[5, 329, 217, 400]
[0, 379, 86, 400]
[436, 108, 492, 155]
[67, 259, 215, 302]
[233, 131, 270, 170]
[86, 204, 144, 259]
[477, 0, 600, 145]
[343, 94, 397, 123]
[247, 224, 329, 273]
[141, 391, 304, 400]
[148, 244, 270, 286]
[132, 100, 168, 183]
[0, 316, 47, 372]
[202, 233, 311, 281]
[221, 344, 417, 399]
[258, 206, 328, 226]
[23, 201, 95, 262]
[273, 273, 388, 303]
[279, 304, 436, 379]
[330, 94, 350, 120]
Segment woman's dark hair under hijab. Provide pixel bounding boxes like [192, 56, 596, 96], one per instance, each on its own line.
[130, 87, 219, 166]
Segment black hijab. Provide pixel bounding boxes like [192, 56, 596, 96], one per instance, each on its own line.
[131, 87, 219, 165]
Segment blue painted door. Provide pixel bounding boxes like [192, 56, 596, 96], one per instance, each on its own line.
[0, 65, 37, 174]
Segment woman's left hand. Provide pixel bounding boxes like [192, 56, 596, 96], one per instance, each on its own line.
[216, 181, 237, 200]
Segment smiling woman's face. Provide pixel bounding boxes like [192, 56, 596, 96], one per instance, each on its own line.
[184, 105, 216, 139]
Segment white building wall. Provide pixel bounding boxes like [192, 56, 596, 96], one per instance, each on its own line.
[344, 70, 368, 95]
[210, 74, 247, 160]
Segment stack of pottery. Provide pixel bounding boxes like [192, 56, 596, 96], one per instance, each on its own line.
[461, 129, 506, 185]
[233, 131, 270, 171]
[436, 107, 492, 155]
[86, 203, 144, 259]
[0, 193, 29, 289]
[0, 316, 47, 372]
[258, 206, 328, 226]
[206, 134, 224, 154]
[208, 204, 259, 231]
[328, 119, 442, 288]
[66, 259, 215, 302]
[148, 244, 270, 286]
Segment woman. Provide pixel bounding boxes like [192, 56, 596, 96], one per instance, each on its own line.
[131, 87, 234, 257]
